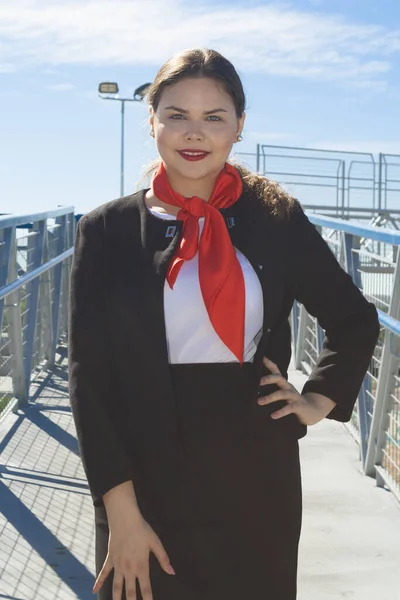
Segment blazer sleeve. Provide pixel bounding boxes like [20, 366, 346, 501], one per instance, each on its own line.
[289, 201, 380, 422]
[68, 212, 133, 507]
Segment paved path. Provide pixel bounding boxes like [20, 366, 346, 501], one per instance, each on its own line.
[0, 345, 94, 600]
[291, 368, 400, 600]
[0, 346, 399, 599]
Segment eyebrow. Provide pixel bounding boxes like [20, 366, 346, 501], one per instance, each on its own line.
[164, 105, 228, 115]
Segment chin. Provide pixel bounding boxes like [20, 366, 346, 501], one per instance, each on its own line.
[173, 163, 216, 180]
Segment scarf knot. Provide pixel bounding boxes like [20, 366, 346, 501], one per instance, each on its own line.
[151, 161, 246, 363]
[181, 196, 209, 218]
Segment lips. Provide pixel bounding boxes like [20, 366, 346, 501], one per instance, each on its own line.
[178, 150, 210, 162]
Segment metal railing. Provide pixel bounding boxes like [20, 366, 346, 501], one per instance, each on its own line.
[292, 214, 400, 501]
[1, 204, 399, 501]
[0, 208, 75, 420]
[236, 145, 400, 220]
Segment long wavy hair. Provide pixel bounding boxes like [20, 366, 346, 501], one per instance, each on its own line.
[137, 48, 297, 219]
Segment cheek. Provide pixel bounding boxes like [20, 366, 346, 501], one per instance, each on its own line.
[157, 122, 174, 138]
[211, 130, 236, 152]
[156, 123, 181, 148]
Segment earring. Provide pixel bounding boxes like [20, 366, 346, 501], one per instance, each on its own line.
[236, 133, 243, 142]
[150, 130, 155, 137]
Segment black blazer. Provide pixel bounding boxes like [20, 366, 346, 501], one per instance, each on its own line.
[68, 184, 380, 508]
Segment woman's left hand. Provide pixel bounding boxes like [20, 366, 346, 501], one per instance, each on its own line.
[258, 357, 337, 426]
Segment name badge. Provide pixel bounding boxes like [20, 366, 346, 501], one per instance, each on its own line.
[165, 225, 177, 238]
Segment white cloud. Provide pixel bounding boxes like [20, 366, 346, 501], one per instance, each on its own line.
[0, 63, 16, 73]
[46, 82, 75, 91]
[0, 0, 399, 88]
[43, 67, 60, 74]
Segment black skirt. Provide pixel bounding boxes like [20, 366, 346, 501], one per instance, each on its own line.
[94, 362, 302, 600]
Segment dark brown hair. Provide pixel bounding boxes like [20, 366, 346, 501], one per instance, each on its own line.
[138, 48, 297, 219]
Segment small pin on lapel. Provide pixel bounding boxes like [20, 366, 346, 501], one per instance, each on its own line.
[165, 225, 177, 238]
[258, 264, 263, 270]
[226, 217, 235, 229]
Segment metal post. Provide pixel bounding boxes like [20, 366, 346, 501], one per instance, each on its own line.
[120, 99, 125, 197]
[295, 304, 308, 370]
[41, 227, 53, 366]
[48, 215, 66, 365]
[23, 220, 45, 399]
[316, 324, 325, 355]
[0, 226, 12, 331]
[63, 213, 74, 337]
[378, 153, 383, 212]
[343, 232, 362, 288]
[291, 301, 299, 355]
[365, 251, 400, 476]
[7, 228, 25, 403]
[341, 160, 346, 217]
[256, 144, 261, 173]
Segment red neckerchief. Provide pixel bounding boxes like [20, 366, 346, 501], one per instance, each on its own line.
[151, 161, 245, 363]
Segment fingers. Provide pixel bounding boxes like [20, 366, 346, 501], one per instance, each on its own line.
[123, 574, 140, 600]
[258, 389, 299, 419]
[111, 566, 154, 600]
[92, 556, 113, 594]
[259, 373, 291, 389]
[263, 356, 281, 374]
[138, 569, 153, 600]
[259, 357, 300, 417]
[150, 533, 176, 576]
[92, 553, 157, 600]
[112, 571, 125, 600]
[270, 403, 296, 420]
[258, 388, 295, 405]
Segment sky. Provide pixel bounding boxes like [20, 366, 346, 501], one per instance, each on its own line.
[1, 0, 400, 215]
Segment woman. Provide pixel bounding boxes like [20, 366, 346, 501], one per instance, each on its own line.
[68, 48, 380, 600]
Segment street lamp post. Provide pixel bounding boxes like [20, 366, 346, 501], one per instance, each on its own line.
[98, 82, 152, 197]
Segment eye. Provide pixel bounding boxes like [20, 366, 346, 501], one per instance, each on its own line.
[168, 114, 222, 121]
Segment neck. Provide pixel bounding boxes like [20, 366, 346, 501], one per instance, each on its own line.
[164, 164, 222, 201]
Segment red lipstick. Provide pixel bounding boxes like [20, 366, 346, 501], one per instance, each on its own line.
[178, 150, 210, 162]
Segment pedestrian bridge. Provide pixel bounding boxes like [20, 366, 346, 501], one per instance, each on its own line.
[0, 206, 399, 599]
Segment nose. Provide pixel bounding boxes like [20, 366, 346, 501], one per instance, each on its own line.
[184, 124, 205, 141]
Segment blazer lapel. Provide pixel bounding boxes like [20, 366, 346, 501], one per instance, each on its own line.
[219, 192, 286, 372]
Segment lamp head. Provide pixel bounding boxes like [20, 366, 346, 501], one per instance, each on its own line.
[98, 82, 119, 95]
[133, 82, 152, 101]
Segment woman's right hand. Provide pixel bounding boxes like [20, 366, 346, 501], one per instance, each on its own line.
[92, 513, 176, 599]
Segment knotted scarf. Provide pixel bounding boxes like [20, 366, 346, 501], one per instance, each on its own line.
[150, 160, 245, 363]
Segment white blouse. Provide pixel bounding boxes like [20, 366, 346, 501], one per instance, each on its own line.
[147, 206, 264, 363]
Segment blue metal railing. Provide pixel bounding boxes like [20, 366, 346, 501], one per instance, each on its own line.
[0, 206, 399, 501]
[307, 213, 400, 244]
[293, 212, 400, 500]
[0, 207, 75, 418]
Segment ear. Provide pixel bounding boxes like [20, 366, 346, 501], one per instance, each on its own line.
[149, 106, 155, 130]
[238, 111, 246, 136]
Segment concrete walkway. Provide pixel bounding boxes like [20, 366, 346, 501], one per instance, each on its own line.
[0, 346, 399, 599]
[291, 368, 400, 600]
[0, 345, 95, 600]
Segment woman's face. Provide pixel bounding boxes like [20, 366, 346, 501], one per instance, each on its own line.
[149, 77, 245, 185]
